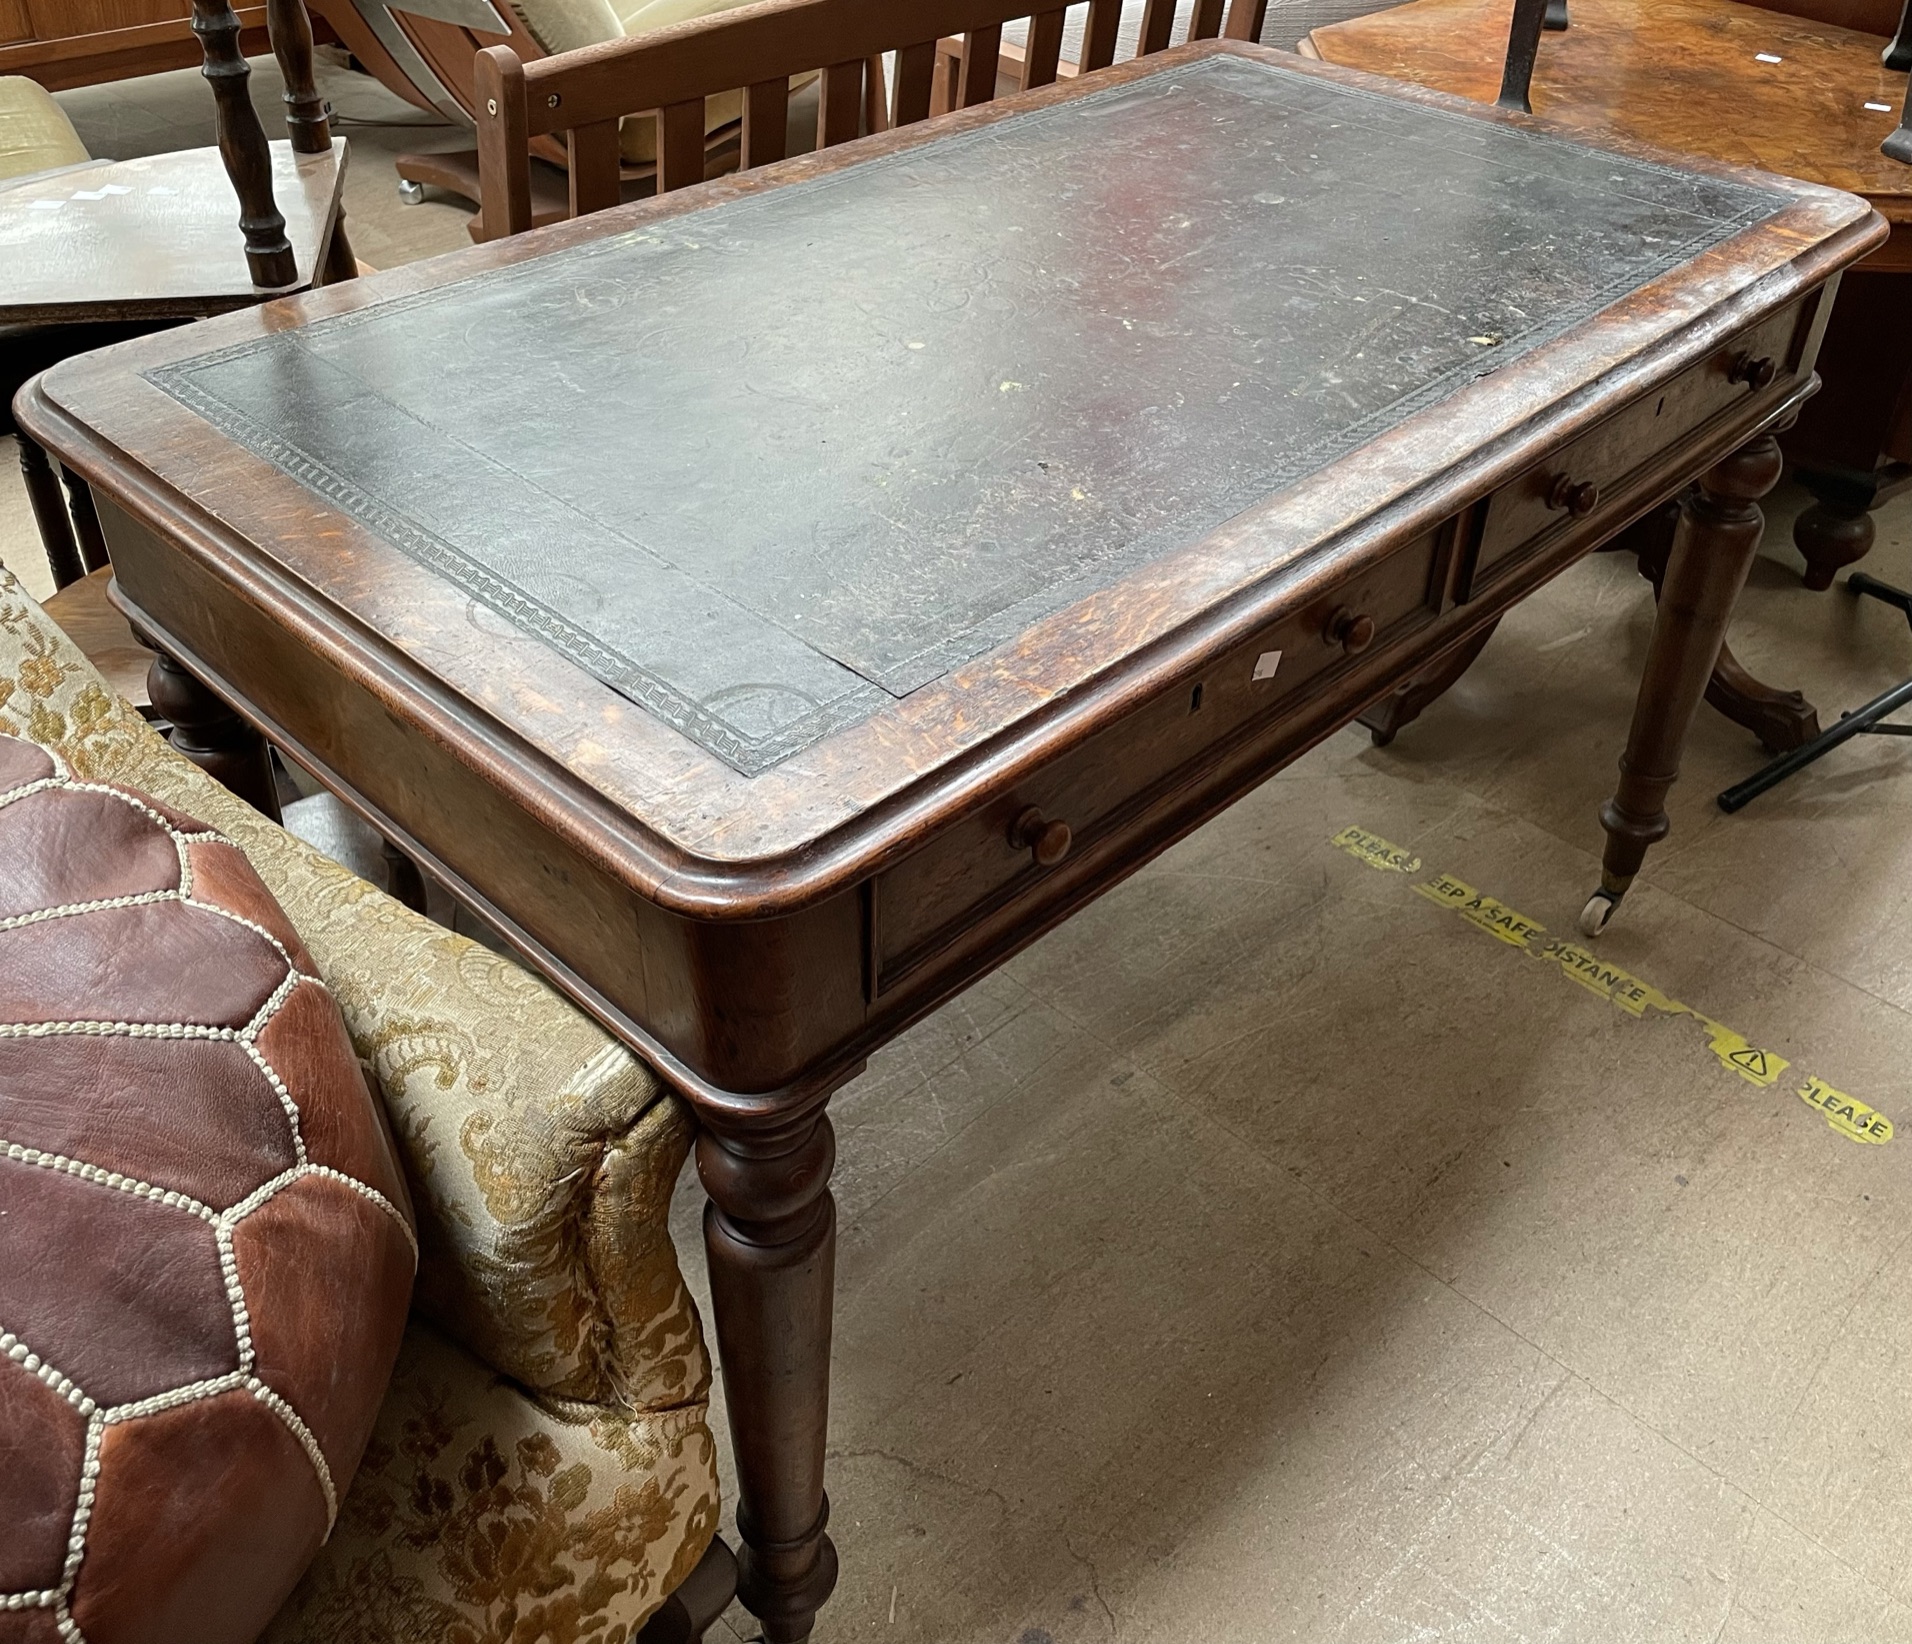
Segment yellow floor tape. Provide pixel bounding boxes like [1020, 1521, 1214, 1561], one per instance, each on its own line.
[1331, 826, 1892, 1146]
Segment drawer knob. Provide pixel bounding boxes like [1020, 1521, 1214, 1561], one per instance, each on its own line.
[1324, 607, 1376, 655]
[1012, 806, 1073, 867]
[1547, 474, 1601, 518]
[1730, 352, 1778, 390]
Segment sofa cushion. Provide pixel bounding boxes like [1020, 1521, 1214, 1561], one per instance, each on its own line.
[0, 733, 416, 1643]
[506, 0, 624, 55]
[0, 76, 91, 184]
[260, 1317, 720, 1644]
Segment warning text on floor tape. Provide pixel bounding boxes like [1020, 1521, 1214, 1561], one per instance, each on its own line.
[1330, 825, 1892, 1146]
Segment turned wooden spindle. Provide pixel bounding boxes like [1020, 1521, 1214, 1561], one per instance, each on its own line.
[266, 0, 332, 153]
[16, 438, 83, 590]
[191, 0, 297, 289]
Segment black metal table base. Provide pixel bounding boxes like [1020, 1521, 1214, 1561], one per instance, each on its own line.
[1718, 573, 1912, 811]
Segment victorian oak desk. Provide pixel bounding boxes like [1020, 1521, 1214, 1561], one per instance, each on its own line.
[17, 41, 1884, 1641]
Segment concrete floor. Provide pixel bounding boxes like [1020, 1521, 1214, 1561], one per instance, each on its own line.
[6, 53, 1912, 1644]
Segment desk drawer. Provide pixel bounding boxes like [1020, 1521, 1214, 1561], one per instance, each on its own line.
[873, 529, 1445, 990]
[1471, 300, 1809, 592]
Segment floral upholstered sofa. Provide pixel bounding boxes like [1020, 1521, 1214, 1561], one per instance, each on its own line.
[0, 561, 723, 1643]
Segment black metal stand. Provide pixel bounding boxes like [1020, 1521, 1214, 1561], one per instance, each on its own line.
[1886, 0, 1911, 73]
[1718, 574, 1912, 811]
[1498, 0, 1550, 111]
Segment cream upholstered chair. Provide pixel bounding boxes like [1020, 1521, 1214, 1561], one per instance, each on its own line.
[0, 76, 91, 179]
[0, 560, 734, 1643]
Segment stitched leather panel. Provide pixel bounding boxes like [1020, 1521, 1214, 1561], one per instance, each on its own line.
[70, 1391, 328, 1644]
[0, 1608, 66, 1642]
[232, 1175, 416, 1480]
[0, 737, 53, 790]
[184, 838, 317, 975]
[0, 734, 416, 1639]
[252, 982, 410, 1214]
[0, 788, 181, 923]
[0, 1036, 298, 1209]
[0, 1153, 235, 1406]
[0, 1354, 86, 1591]
[0, 898, 286, 1028]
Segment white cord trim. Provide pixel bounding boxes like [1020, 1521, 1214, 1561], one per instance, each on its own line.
[0, 1020, 237, 1042]
[59, 1416, 103, 1588]
[0, 774, 64, 814]
[0, 1139, 215, 1224]
[223, 1164, 302, 1228]
[241, 1040, 308, 1164]
[103, 1370, 247, 1425]
[214, 1223, 256, 1376]
[56, 780, 219, 843]
[54, 1593, 84, 1644]
[0, 889, 179, 936]
[0, 1328, 95, 1416]
[249, 1377, 338, 1533]
[241, 967, 305, 1044]
[305, 1165, 419, 1265]
[0, 1589, 59, 1611]
[222, 1161, 418, 1266]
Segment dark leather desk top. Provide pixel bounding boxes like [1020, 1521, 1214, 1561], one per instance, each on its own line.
[29, 42, 1877, 895]
[150, 53, 1784, 775]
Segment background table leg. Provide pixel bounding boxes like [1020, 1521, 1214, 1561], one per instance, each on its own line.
[1583, 431, 1783, 935]
[699, 1100, 840, 1643]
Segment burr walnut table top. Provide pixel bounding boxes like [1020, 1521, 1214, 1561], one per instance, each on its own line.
[1307, 0, 1912, 226]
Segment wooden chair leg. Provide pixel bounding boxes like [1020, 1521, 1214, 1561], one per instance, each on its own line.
[379, 836, 428, 913]
[634, 1539, 740, 1644]
[60, 466, 112, 574]
[144, 645, 284, 821]
[192, 0, 297, 288]
[265, 0, 332, 152]
[1883, 92, 1912, 165]
[17, 434, 84, 589]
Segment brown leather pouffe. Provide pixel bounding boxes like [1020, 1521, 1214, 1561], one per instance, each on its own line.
[0, 734, 416, 1644]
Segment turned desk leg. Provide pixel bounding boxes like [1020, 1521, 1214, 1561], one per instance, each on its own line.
[1582, 433, 1781, 936]
[698, 1100, 840, 1643]
[145, 646, 283, 822]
